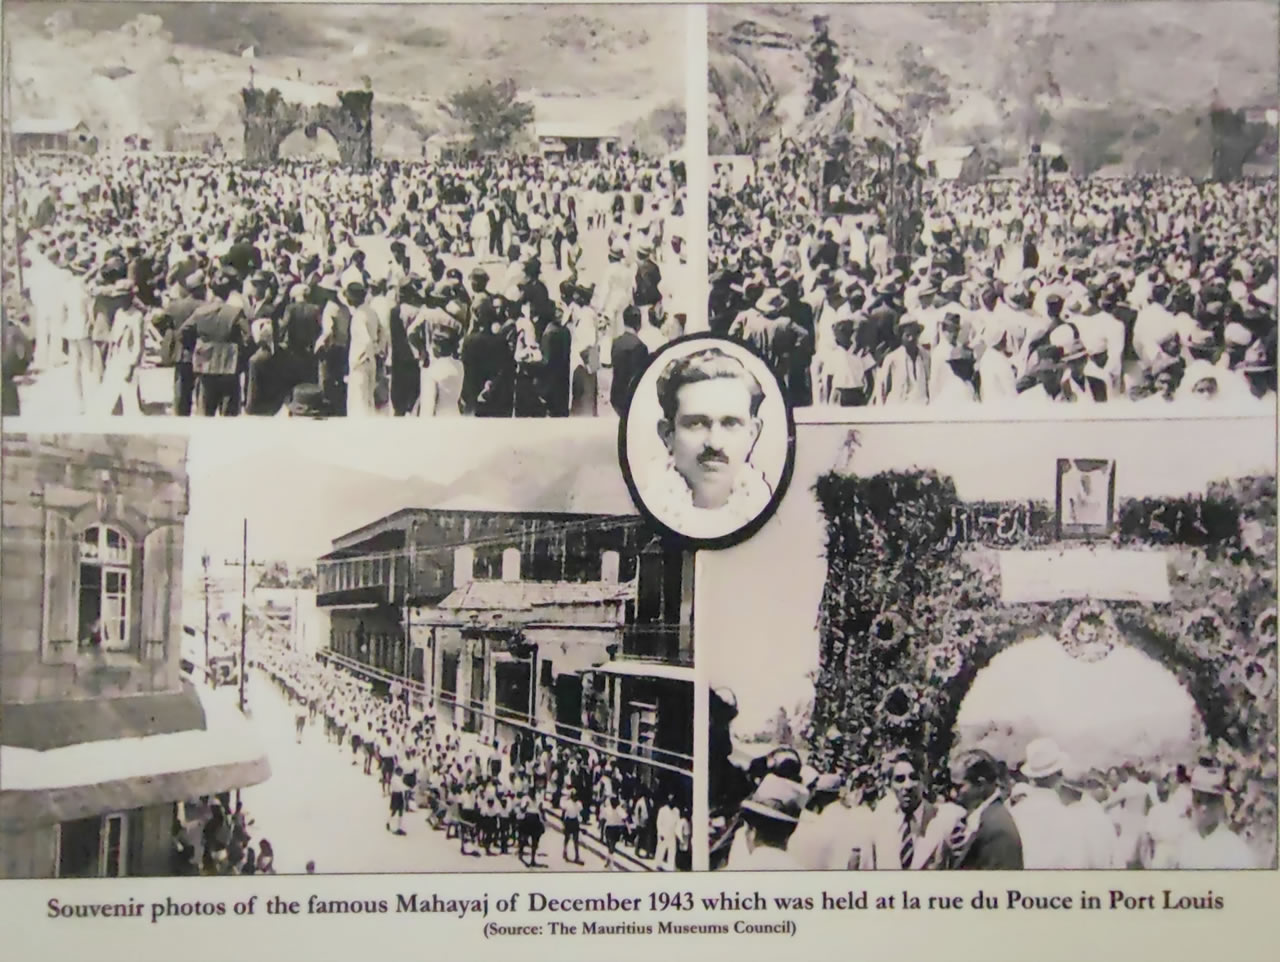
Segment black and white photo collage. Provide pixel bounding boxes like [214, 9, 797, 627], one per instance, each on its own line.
[1, 0, 1277, 937]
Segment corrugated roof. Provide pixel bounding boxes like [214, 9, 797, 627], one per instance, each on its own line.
[590, 660, 694, 682]
[535, 121, 623, 140]
[921, 146, 975, 162]
[13, 117, 85, 136]
[441, 579, 634, 611]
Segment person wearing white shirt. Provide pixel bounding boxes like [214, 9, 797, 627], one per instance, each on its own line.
[654, 796, 680, 871]
[978, 329, 1019, 402]
[1169, 766, 1257, 869]
[1010, 739, 1077, 869]
[731, 775, 808, 871]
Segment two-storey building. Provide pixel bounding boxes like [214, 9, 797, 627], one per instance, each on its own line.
[0, 435, 269, 879]
[315, 507, 693, 802]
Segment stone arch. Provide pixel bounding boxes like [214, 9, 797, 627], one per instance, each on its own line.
[240, 87, 373, 170]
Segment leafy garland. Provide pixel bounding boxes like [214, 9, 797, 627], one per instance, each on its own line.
[809, 470, 1277, 845]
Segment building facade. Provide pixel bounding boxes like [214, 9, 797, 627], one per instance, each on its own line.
[315, 508, 694, 802]
[0, 435, 269, 879]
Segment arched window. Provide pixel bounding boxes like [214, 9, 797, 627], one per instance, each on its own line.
[79, 525, 132, 651]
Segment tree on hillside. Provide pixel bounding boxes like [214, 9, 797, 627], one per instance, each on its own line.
[444, 78, 534, 154]
[806, 15, 841, 116]
[896, 42, 951, 139]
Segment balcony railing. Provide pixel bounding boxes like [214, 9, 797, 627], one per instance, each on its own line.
[618, 623, 694, 667]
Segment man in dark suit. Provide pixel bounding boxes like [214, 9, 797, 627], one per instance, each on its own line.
[278, 283, 322, 394]
[944, 750, 1023, 869]
[180, 272, 252, 417]
[155, 270, 208, 416]
[460, 298, 514, 417]
[536, 304, 572, 418]
[610, 305, 649, 417]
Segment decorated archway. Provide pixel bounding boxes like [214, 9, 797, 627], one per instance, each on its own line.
[952, 632, 1205, 770]
[807, 469, 1276, 847]
[279, 125, 341, 161]
[240, 87, 373, 169]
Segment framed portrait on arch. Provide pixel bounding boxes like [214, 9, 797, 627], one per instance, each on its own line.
[1056, 458, 1117, 539]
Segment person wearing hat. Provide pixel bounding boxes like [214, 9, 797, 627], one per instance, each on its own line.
[342, 273, 388, 417]
[873, 315, 929, 406]
[315, 273, 355, 416]
[633, 240, 662, 310]
[1049, 324, 1102, 403]
[245, 316, 287, 416]
[978, 323, 1020, 403]
[182, 270, 252, 416]
[1059, 770, 1119, 869]
[598, 242, 635, 341]
[1219, 321, 1254, 374]
[814, 314, 872, 407]
[566, 284, 603, 417]
[277, 282, 322, 401]
[1169, 765, 1256, 868]
[928, 311, 978, 405]
[1137, 351, 1185, 403]
[418, 316, 464, 417]
[1236, 338, 1276, 404]
[1009, 737, 1077, 868]
[787, 771, 865, 871]
[152, 269, 208, 416]
[1070, 286, 1125, 393]
[732, 774, 808, 869]
[460, 297, 515, 417]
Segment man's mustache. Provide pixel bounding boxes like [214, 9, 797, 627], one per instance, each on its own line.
[698, 448, 729, 465]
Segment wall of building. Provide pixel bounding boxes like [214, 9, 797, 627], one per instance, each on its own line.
[328, 605, 404, 677]
[1, 435, 189, 706]
[1, 802, 174, 879]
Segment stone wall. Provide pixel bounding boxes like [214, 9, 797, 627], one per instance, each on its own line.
[0, 434, 189, 705]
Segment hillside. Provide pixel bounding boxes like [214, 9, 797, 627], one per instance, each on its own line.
[710, 3, 1278, 174]
[7, 2, 686, 157]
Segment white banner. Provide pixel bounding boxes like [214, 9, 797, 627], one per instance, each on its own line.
[998, 548, 1172, 604]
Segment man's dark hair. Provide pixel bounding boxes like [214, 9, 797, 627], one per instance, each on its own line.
[656, 347, 765, 422]
[741, 808, 797, 847]
[622, 305, 642, 331]
[956, 750, 1001, 788]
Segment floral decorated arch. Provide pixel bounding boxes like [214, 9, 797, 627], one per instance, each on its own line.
[808, 470, 1277, 846]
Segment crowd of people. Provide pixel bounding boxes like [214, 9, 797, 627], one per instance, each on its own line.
[710, 150, 1277, 409]
[7, 149, 690, 417]
[168, 794, 277, 877]
[711, 729, 1268, 871]
[257, 644, 692, 871]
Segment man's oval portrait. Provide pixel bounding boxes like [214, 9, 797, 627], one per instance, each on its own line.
[620, 334, 795, 547]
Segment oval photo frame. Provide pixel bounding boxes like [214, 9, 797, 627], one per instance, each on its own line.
[617, 333, 797, 550]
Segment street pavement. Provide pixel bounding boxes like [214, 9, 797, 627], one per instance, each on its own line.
[232, 670, 610, 874]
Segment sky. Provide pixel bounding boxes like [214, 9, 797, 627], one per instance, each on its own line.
[702, 417, 1276, 735]
[180, 418, 619, 582]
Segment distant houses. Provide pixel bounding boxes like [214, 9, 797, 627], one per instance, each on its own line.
[11, 118, 98, 157]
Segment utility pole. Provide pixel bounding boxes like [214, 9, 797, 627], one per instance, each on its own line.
[202, 552, 211, 676]
[2, 34, 26, 294]
[239, 519, 248, 713]
[223, 518, 266, 716]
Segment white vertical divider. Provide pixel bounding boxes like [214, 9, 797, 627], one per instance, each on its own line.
[685, 2, 712, 873]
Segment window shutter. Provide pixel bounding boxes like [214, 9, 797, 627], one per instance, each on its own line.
[43, 510, 78, 648]
[141, 526, 180, 649]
